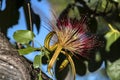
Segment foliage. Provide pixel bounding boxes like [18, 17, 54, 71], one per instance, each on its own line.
[0, 0, 40, 36]
[0, 0, 120, 80]
[107, 59, 120, 80]
[105, 24, 120, 51]
[49, 0, 120, 79]
[13, 30, 35, 44]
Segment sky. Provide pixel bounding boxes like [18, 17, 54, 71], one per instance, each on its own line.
[1, 0, 110, 80]
[7, 0, 50, 61]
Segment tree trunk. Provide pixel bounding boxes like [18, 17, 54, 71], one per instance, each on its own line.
[0, 32, 50, 80]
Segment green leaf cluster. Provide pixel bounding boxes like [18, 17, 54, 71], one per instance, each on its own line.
[107, 59, 120, 80]
[13, 30, 51, 80]
[12, 0, 120, 79]
[104, 24, 120, 51]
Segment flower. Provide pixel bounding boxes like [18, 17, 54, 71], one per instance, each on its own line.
[51, 17, 99, 58]
[45, 16, 100, 77]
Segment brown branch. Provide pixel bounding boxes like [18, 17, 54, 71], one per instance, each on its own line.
[0, 32, 51, 80]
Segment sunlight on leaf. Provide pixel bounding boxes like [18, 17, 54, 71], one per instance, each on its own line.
[13, 30, 35, 44]
[38, 72, 43, 80]
[49, 0, 74, 16]
[43, 48, 51, 61]
[104, 24, 120, 51]
[33, 55, 42, 68]
[113, 0, 120, 3]
[101, 0, 107, 9]
[86, 0, 98, 9]
[18, 47, 38, 55]
[107, 59, 120, 80]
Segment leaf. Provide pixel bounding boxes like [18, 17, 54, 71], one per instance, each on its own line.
[13, 30, 35, 44]
[38, 73, 43, 80]
[33, 55, 42, 68]
[18, 47, 37, 55]
[87, 17, 97, 33]
[104, 24, 120, 51]
[49, 0, 69, 15]
[107, 59, 120, 80]
[113, 0, 120, 3]
[0, 0, 23, 36]
[43, 47, 51, 60]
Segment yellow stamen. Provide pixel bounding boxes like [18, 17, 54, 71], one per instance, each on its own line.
[59, 53, 74, 71]
[59, 58, 69, 71]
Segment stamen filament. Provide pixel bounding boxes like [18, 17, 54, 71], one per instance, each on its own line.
[59, 58, 69, 71]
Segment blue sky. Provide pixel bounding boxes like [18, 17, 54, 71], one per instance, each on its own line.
[1, 0, 110, 80]
[6, 0, 55, 79]
[7, 0, 50, 61]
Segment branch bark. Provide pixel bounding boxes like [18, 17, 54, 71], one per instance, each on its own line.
[0, 32, 50, 80]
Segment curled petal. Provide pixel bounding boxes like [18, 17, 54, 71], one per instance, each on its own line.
[47, 45, 62, 75]
[61, 51, 76, 79]
[44, 31, 56, 51]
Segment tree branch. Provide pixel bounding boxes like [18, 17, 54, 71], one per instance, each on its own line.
[0, 32, 51, 80]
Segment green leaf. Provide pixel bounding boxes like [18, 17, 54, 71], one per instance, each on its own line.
[33, 55, 42, 68]
[107, 59, 120, 80]
[18, 47, 37, 55]
[86, 0, 112, 13]
[113, 0, 120, 3]
[13, 30, 35, 44]
[104, 24, 120, 51]
[43, 47, 51, 60]
[38, 73, 43, 80]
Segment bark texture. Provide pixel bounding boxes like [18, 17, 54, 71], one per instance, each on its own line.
[0, 32, 50, 80]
